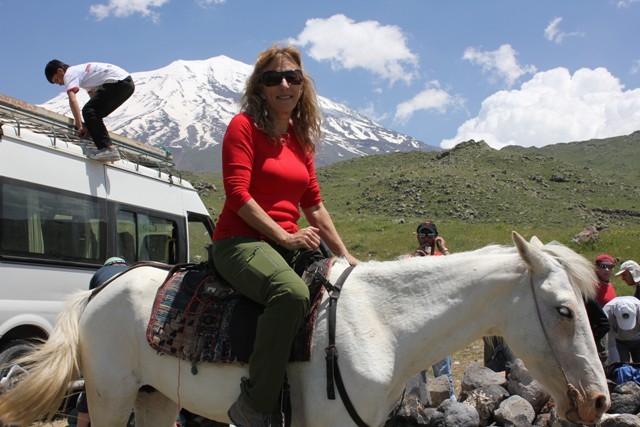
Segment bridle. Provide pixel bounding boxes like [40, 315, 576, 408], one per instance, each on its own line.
[527, 261, 582, 419]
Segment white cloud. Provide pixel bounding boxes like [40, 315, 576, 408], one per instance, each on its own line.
[394, 81, 464, 124]
[544, 17, 584, 44]
[631, 59, 640, 75]
[544, 17, 562, 42]
[440, 67, 640, 149]
[463, 44, 536, 87]
[196, 0, 225, 7]
[291, 14, 419, 85]
[359, 103, 389, 123]
[616, 0, 640, 7]
[89, 0, 171, 21]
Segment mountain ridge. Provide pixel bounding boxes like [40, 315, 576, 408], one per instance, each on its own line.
[41, 55, 435, 172]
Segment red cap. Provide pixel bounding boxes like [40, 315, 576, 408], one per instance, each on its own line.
[595, 254, 615, 264]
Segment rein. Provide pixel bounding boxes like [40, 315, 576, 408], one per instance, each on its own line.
[323, 265, 371, 427]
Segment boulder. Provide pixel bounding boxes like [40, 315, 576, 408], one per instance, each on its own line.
[609, 381, 640, 414]
[507, 359, 551, 413]
[462, 384, 509, 425]
[494, 395, 536, 426]
[438, 399, 480, 427]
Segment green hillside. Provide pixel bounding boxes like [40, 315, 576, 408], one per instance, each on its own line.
[506, 131, 640, 184]
[184, 132, 640, 294]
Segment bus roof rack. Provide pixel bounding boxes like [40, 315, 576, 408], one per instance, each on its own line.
[0, 93, 174, 170]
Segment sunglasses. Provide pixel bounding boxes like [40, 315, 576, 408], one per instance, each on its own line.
[261, 70, 303, 87]
[597, 263, 615, 269]
[418, 232, 437, 239]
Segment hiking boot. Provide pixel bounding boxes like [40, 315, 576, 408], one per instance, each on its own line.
[228, 392, 273, 427]
[91, 146, 121, 162]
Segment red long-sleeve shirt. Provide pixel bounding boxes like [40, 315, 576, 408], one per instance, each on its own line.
[213, 113, 322, 240]
[596, 280, 617, 307]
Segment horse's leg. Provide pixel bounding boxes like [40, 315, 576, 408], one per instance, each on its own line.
[85, 384, 136, 427]
[79, 338, 140, 426]
[133, 389, 179, 427]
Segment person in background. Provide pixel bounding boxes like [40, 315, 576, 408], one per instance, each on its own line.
[594, 254, 617, 307]
[412, 221, 455, 401]
[44, 60, 135, 162]
[589, 254, 616, 364]
[584, 298, 611, 365]
[211, 45, 358, 426]
[76, 257, 129, 427]
[615, 260, 640, 300]
[603, 296, 640, 363]
[414, 221, 449, 256]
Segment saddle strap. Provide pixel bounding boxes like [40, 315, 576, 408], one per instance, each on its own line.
[326, 265, 353, 400]
[324, 265, 369, 427]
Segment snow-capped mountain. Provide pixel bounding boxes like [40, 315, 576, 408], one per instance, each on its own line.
[41, 56, 435, 171]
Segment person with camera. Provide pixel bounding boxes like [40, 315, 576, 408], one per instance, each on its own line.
[411, 221, 455, 401]
[414, 221, 449, 257]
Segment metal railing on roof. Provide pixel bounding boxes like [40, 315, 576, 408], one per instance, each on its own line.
[0, 93, 175, 173]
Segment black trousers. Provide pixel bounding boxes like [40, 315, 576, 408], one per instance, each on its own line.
[616, 338, 640, 363]
[82, 76, 135, 149]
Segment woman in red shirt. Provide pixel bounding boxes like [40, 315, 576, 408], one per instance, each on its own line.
[211, 45, 357, 426]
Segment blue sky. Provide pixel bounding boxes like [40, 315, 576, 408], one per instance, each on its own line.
[2, 0, 639, 149]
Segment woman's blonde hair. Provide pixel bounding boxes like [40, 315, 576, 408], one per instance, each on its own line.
[240, 45, 321, 153]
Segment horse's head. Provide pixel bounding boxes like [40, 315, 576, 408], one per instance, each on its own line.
[503, 232, 610, 424]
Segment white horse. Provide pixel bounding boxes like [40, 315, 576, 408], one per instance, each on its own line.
[0, 232, 609, 426]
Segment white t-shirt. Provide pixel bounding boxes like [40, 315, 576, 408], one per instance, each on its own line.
[64, 62, 130, 93]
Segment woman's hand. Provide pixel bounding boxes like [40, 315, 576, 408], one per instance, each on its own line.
[282, 226, 320, 251]
[342, 252, 359, 266]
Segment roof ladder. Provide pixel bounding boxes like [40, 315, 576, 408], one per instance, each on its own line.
[0, 92, 175, 171]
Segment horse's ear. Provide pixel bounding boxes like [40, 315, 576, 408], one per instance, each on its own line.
[512, 231, 551, 274]
[529, 236, 544, 248]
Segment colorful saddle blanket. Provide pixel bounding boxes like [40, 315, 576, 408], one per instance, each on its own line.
[146, 259, 331, 365]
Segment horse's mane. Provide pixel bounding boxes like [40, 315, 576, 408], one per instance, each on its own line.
[460, 240, 596, 300]
[539, 241, 597, 300]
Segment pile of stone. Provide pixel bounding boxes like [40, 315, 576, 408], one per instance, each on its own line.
[385, 359, 640, 427]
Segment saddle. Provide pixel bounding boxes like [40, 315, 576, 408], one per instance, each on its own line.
[145, 246, 332, 366]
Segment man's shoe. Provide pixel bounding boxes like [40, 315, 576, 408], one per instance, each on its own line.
[91, 147, 121, 162]
[228, 393, 273, 427]
[84, 148, 100, 157]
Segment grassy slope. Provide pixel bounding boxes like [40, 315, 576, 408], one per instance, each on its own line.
[185, 131, 640, 296]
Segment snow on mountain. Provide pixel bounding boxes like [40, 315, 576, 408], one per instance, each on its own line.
[41, 56, 435, 171]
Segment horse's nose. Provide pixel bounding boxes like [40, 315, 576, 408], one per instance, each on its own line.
[593, 392, 610, 417]
[568, 388, 610, 423]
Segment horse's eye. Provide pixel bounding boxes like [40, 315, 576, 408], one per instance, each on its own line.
[558, 306, 572, 318]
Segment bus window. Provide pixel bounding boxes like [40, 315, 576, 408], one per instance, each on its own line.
[117, 209, 178, 264]
[1, 180, 104, 264]
[187, 213, 213, 263]
[116, 210, 137, 263]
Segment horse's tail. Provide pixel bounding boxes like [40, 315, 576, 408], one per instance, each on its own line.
[0, 290, 91, 426]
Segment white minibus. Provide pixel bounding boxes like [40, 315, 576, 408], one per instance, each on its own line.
[0, 94, 215, 365]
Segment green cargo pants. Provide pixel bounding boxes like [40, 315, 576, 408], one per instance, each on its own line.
[211, 237, 310, 413]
